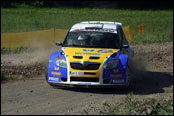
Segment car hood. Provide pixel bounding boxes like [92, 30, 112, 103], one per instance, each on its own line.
[62, 47, 118, 64]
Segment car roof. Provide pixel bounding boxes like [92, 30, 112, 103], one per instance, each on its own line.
[70, 21, 122, 33]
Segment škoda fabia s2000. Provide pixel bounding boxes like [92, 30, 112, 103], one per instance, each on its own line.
[46, 21, 134, 88]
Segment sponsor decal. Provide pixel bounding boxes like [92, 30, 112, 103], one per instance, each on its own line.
[83, 49, 95, 52]
[112, 79, 124, 84]
[75, 52, 100, 56]
[71, 28, 116, 33]
[49, 77, 59, 81]
[97, 50, 113, 53]
[51, 71, 61, 75]
[113, 69, 119, 72]
[110, 74, 122, 78]
[54, 66, 59, 71]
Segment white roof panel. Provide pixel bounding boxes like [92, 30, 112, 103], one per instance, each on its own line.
[80, 21, 122, 25]
[70, 21, 122, 33]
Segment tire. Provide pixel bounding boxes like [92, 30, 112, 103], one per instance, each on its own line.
[125, 65, 132, 88]
[45, 68, 48, 82]
[45, 63, 54, 87]
[45, 62, 49, 81]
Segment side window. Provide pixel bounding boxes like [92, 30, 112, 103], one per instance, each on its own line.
[118, 27, 129, 46]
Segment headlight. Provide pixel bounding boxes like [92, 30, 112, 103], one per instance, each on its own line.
[55, 57, 67, 68]
[103, 60, 119, 69]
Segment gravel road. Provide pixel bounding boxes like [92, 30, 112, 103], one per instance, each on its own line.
[1, 42, 173, 115]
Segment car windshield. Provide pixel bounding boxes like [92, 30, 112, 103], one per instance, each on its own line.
[63, 31, 120, 49]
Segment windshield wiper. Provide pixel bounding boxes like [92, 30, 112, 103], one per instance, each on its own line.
[63, 44, 115, 48]
[68, 44, 80, 46]
[87, 45, 101, 48]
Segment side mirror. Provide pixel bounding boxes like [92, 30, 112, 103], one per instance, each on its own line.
[56, 42, 63, 46]
[122, 44, 129, 48]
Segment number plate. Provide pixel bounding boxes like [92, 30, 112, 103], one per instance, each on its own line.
[70, 71, 84, 75]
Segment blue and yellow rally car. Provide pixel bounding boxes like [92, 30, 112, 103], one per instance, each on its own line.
[46, 21, 134, 88]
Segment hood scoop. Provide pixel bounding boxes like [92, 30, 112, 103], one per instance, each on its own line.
[73, 56, 83, 59]
[73, 56, 100, 60]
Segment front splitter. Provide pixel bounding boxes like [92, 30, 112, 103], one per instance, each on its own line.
[48, 81, 126, 88]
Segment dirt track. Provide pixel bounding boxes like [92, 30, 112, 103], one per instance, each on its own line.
[1, 42, 173, 115]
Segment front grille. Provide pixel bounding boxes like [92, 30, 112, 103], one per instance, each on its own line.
[70, 63, 100, 70]
[89, 56, 100, 59]
[84, 72, 96, 75]
[71, 77, 99, 82]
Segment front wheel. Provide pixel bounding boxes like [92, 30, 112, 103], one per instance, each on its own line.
[45, 63, 55, 87]
[125, 65, 132, 88]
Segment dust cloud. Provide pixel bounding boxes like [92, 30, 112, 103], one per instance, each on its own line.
[128, 56, 147, 82]
[1, 45, 59, 66]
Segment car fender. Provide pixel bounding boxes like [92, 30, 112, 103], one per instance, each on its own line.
[49, 51, 60, 64]
[47, 49, 68, 82]
[119, 54, 128, 68]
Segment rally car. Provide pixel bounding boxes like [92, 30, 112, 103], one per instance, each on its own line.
[45, 21, 134, 88]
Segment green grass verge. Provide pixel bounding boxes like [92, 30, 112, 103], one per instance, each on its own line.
[100, 93, 173, 115]
[1, 47, 33, 54]
[1, 7, 173, 44]
[1, 73, 18, 82]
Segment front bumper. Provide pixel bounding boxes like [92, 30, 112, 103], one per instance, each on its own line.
[47, 55, 128, 87]
[47, 67, 127, 87]
[48, 81, 127, 88]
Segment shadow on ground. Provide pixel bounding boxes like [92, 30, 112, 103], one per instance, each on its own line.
[56, 71, 173, 95]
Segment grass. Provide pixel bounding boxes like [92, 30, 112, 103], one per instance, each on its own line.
[1, 7, 173, 44]
[1, 46, 32, 54]
[99, 93, 173, 115]
[1, 73, 18, 82]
